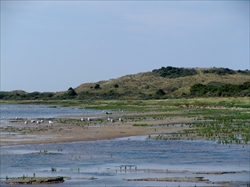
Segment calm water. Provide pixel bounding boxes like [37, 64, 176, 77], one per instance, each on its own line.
[0, 104, 104, 119]
[0, 104, 249, 186]
[0, 137, 249, 186]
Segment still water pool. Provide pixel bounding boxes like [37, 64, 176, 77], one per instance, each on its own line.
[0, 104, 104, 119]
[0, 136, 249, 187]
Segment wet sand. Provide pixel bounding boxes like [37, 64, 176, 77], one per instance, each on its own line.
[0, 111, 195, 146]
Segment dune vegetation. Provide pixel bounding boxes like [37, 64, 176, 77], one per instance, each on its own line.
[0, 66, 249, 101]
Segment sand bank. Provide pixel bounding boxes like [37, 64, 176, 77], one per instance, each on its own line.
[0, 111, 194, 146]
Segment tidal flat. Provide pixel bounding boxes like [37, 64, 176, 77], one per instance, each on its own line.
[0, 99, 249, 186]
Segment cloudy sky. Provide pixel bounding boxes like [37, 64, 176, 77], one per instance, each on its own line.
[1, 1, 249, 92]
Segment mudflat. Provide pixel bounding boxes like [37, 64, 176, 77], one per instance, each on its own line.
[0, 110, 195, 146]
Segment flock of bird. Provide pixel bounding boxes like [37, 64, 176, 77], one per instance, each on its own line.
[14, 110, 124, 125]
[21, 116, 122, 125]
[23, 119, 54, 125]
[80, 117, 123, 123]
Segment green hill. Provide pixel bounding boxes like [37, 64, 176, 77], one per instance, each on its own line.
[74, 67, 250, 100]
[1, 67, 250, 100]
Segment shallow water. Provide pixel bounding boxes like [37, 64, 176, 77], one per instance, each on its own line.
[0, 104, 104, 119]
[0, 136, 249, 186]
[0, 104, 249, 186]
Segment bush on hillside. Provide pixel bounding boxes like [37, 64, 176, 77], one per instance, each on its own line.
[156, 89, 166, 96]
[237, 69, 250, 75]
[0, 91, 55, 100]
[114, 84, 119, 88]
[58, 87, 77, 99]
[190, 81, 250, 97]
[67, 87, 77, 96]
[202, 68, 235, 75]
[152, 66, 197, 78]
[94, 84, 100, 89]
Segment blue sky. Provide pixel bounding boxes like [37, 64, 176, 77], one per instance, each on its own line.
[1, 1, 249, 92]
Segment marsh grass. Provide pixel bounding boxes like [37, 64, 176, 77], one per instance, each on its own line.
[85, 105, 146, 111]
[1, 97, 249, 110]
[168, 115, 249, 144]
[148, 105, 250, 145]
[133, 124, 152, 127]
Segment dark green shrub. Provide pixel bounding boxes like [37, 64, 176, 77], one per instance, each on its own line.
[94, 84, 100, 89]
[156, 89, 166, 96]
[152, 66, 197, 78]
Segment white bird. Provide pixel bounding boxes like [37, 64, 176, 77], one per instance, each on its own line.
[81, 118, 85, 122]
[87, 118, 91, 121]
[110, 119, 115, 123]
[49, 120, 54, 124]
[107, 117, 111, 121]
[37, 121, 40, 124]
[31, 120, 36, 123]
[24, 121, 28, 125]
[119, 118, 122, 122]
[40, 120, 44, 123]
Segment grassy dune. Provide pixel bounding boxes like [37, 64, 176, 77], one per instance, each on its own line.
[1, 67, 249, 100]
[75, 69, 250, 99]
